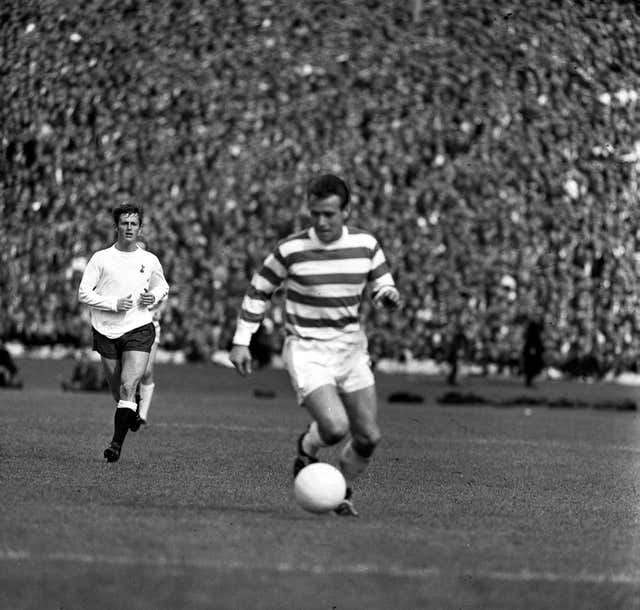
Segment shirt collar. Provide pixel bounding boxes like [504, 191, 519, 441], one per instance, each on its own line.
[309, 226, 348, 245]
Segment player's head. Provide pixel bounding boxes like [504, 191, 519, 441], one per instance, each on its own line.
[112, 202, 143, 227]
[112, 203, 143, 248]
[306, 174, 350, 243]
[307, 174, 350, 209]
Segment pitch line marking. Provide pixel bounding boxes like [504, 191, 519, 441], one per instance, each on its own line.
[1, 548, 639, 586]
[152, 422, 640, 454]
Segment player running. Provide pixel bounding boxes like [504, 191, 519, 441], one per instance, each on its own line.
[79, 203, 169, 462]
[229, 174, 400, 516]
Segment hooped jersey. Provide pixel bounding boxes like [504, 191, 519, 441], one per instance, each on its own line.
[233, 226, 396, 346]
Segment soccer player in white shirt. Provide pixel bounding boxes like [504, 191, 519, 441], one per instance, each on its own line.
[79, 203, 169, 462]
[230, 175, 400, 516]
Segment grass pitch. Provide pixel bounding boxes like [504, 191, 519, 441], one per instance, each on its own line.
[2, 359, 640, 609]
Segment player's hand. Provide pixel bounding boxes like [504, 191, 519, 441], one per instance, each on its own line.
[116, 294, 134, 311]
[229, 344, 253, 376]
[373, 286, 401, 311]
[138, 289, 156, 308]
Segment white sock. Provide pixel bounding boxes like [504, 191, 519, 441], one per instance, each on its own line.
[339, 439, 371, 484]
[117, 399, 138, 412]
[301, 421, 327, 457]
[137, 382, 155, 421]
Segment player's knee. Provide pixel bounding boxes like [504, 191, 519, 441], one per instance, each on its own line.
[319, 418, 350, 446]
[119, 380, 139, 401]
[353, 429, 381, 458]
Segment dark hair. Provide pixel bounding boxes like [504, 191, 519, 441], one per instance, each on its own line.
[307, 174, 350, 209]
[112, 203, 143, 225]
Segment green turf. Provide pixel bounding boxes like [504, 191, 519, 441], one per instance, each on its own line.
[2, 359, 640, 609]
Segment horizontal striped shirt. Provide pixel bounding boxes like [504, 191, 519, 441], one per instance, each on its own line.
[233, 226, 396, 345]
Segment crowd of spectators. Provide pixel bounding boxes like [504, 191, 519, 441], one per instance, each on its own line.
[2, 0, 640, 377]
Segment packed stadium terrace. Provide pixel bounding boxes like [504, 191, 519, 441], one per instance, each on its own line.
[2, 1, 640, 376]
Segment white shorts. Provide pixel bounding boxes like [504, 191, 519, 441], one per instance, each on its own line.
[282, 332, 375, 404]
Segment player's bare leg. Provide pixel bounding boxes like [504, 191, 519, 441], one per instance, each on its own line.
[341, 384, 381, 480]
[137, 340, 158, 424]
[303, 385, 350, 449]
[104, 350, 149, 462]
[297, 385, 360, 515]
[333, 385, 381, 516]
[120, 350, 149, 432]
[100, 357, 121, 403]
[294, 384, 349, 473]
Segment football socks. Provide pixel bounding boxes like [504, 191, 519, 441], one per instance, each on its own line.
[112, 400, 137, 445]
[339, 440, 371, 482]
[137, 382, 155, 421]
[301, 421, 328, 457]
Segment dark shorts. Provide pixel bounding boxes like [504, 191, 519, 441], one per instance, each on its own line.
[92, 323, 156, 360]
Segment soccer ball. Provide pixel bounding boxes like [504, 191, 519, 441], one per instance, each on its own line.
[293, 462, 347, 514]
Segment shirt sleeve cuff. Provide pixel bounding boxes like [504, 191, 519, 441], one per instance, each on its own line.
[232, 326, 253, 347]
[149, 288, 167, 305]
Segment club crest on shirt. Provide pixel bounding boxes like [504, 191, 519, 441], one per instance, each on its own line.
[140, 265, 145, 273]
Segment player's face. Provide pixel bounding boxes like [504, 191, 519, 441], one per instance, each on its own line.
[309, 195, 347, 243]
[116, 213, 141, 246]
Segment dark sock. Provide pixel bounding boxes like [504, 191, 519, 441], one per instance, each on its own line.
[112, 408, 133, 446]
[351, 439, 375, 459]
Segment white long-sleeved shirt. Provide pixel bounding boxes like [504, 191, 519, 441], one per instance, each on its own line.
[78, 244, 169, 339]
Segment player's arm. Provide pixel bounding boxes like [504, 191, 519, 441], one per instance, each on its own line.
[369, 244, 400, 311]
[229, 344, 253, 376]
[78, 254, 121, 311]
[373, 285, 400, 310]
[140, 258, 169, 307]
[230, 249, 285, 376]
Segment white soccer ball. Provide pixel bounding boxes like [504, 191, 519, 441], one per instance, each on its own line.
[293, 462, 347, 514]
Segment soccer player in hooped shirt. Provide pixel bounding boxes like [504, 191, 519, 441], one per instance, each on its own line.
[79, 203, 169, 462]
[229, 174, 400, 516]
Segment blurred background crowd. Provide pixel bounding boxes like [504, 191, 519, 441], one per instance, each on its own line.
[2, 0, 640, 378]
